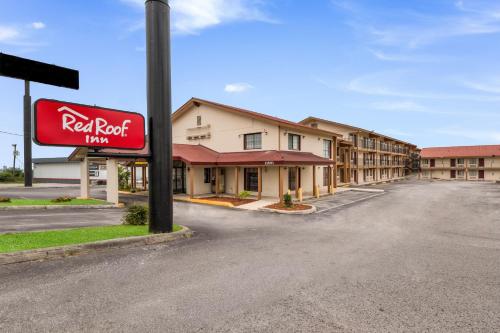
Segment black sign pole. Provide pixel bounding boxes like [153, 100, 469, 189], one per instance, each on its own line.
[23, 80, 32, 187]
[146, 0, 173, 233]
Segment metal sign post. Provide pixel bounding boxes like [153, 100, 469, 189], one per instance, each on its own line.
[24, 81, 32, 186]
[145, 0, 173, 233]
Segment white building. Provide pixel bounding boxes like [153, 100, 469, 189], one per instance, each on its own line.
[33, 158, 107, 184]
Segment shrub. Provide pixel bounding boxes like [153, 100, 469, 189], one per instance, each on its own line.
[122, 205, 148, 225]
[0, 197, 11, 203]
[283, 193, 293, 208]
[118, 166, 131, 190]
[238, 191, 251, 199]
[51, 196, 74, 203]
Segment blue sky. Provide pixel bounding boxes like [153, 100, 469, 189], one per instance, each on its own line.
[1, 0, 500, 168]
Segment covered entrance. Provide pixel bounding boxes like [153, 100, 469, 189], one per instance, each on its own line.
[173, 161, 186, 194]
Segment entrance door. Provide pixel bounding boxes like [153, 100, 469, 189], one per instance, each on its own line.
[479, 158, 485, 167]
[450, 170, 456, 179]
[172, 161, 186, 194]
[479, 170, 485, 179]
[430, 159, 435, 167]
[450, 159, 456, 167]
[288, 167, 301, 191]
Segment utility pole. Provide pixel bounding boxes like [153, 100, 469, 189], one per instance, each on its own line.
[145, 0, 173, 233]
[12, 144, 18, 176]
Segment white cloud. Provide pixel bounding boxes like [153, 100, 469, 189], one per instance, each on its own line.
[368, 49, 435, 63]
[224, 82, 253, 93]
[462, 79, 500, 94]
[121, 0, 276, 34]
[31, 22, 46, 30]
[0, 26, 19, 42]
[432, 127, 500, 142]
[372, 101, 428, 113]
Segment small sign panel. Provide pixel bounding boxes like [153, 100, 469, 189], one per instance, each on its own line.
[0, 53, 79, 89]
[34, 99, 145, 150]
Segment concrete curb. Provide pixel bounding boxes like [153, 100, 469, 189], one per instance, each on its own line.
[0, 226, 193, 266]
[259, 205, 317, 215]
[0, 204, 121, 211]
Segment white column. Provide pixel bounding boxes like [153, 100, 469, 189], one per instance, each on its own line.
[106, 159, 119, 205]
[80, 157, 90, 199]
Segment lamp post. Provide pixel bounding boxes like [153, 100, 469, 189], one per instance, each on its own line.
[145, 0, 173, 233]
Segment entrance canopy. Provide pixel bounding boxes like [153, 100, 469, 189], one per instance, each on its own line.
[70, 144, 334, 166]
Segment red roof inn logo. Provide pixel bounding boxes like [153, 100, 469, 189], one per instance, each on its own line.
[34, 99, 145, 150]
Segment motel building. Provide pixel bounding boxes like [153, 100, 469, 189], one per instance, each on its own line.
[299, 117, 418, 185]
[419, 145, 500, 181]
[67, 98, 418, 204]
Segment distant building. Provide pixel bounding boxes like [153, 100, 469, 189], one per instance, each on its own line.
[420, 145, 500, 181]
[33, 157, 107, 184]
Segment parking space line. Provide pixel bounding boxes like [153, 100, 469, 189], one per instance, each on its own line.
[315, 193, 385, 214]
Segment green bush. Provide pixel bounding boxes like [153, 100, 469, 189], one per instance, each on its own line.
[51, 196, 74, 203]
[0, 169, 24, 183]
[118, 166, 131, 190]
[238, 191, 251, 199]
[122, 205, 149, 225]
[283, 193, 293, 208]
[0, 197, 11, 203]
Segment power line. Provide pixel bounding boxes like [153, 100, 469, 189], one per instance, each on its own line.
[0, 130, 22, 137]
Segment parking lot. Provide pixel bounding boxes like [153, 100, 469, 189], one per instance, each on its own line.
[1, 180, 500, 331]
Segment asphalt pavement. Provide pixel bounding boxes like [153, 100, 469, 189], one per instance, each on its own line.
[1, 180, 500, 332]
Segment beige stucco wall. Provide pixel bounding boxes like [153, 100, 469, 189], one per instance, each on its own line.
[173, 104, 334, 158]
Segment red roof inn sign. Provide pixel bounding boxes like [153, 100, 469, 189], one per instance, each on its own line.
[34, 99, 145, 150]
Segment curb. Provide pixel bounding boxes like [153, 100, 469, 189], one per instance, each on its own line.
[0, 204, 121, 211]
[259, 205, 317, 215]
[0, 226, 193, 266]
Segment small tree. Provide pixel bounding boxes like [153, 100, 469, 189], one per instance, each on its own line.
[118, 166, 130, 190]
[283, 193, 293, 208]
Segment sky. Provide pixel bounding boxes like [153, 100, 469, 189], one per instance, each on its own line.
[1, 0, 500, 168]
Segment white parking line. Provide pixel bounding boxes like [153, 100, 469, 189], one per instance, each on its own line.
[315, 193, 385, 214]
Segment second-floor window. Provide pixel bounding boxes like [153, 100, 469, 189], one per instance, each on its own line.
[288, 134, 301, 151]
[244, 133, 262, 150]
[323, 139, 332, 159]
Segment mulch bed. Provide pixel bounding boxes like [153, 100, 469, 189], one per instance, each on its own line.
[265, 203, 312, 211]
[202, 197, 256, 206]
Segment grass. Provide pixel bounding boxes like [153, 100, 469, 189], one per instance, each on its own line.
[0, 198, 109, 207]
[0, 224, 183, 253]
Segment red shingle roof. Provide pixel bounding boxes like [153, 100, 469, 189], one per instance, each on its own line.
[421, 145, 500, 158]
[174, 144, 334, 166]
[85, 143, 334, 166]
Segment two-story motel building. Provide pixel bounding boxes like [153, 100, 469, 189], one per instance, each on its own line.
[420, 145, 500, 181]
[299, 117, 418, 185]
[70, 98, 417, 203]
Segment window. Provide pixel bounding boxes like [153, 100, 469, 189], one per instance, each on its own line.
[323, 140, 332, 159]
[196, 116, 202, 126]
[469, 158, 477, 166]
[310, 123, 318, 128]
[469, 170, 477, 177]
[244, 168, 258, 192]
[457, 170, 465, 178]
[457, 158, 465, 165]
[204, 168, 211, 183]
[244, 133, 262, 150]
[288, 134, 301, 151]
[323, 167, 329, 186]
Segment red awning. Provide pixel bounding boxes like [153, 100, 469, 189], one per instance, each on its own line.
[84, 143, 334, 166]
[173, 144, 334, 166]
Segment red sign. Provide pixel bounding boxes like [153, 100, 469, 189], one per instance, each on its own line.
[34, 99, 145, 150]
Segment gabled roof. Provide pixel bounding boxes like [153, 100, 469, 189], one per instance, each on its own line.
[300, 116, 417, 148]
[421, 145, 500, 158]
[173, 98, 342, 138]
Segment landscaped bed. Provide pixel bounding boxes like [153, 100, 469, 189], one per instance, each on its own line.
[0, 198, 109, 207]
[0, 224, 182, 253]
[198, 196, 256, 206]
[264, 202, 313, 211]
